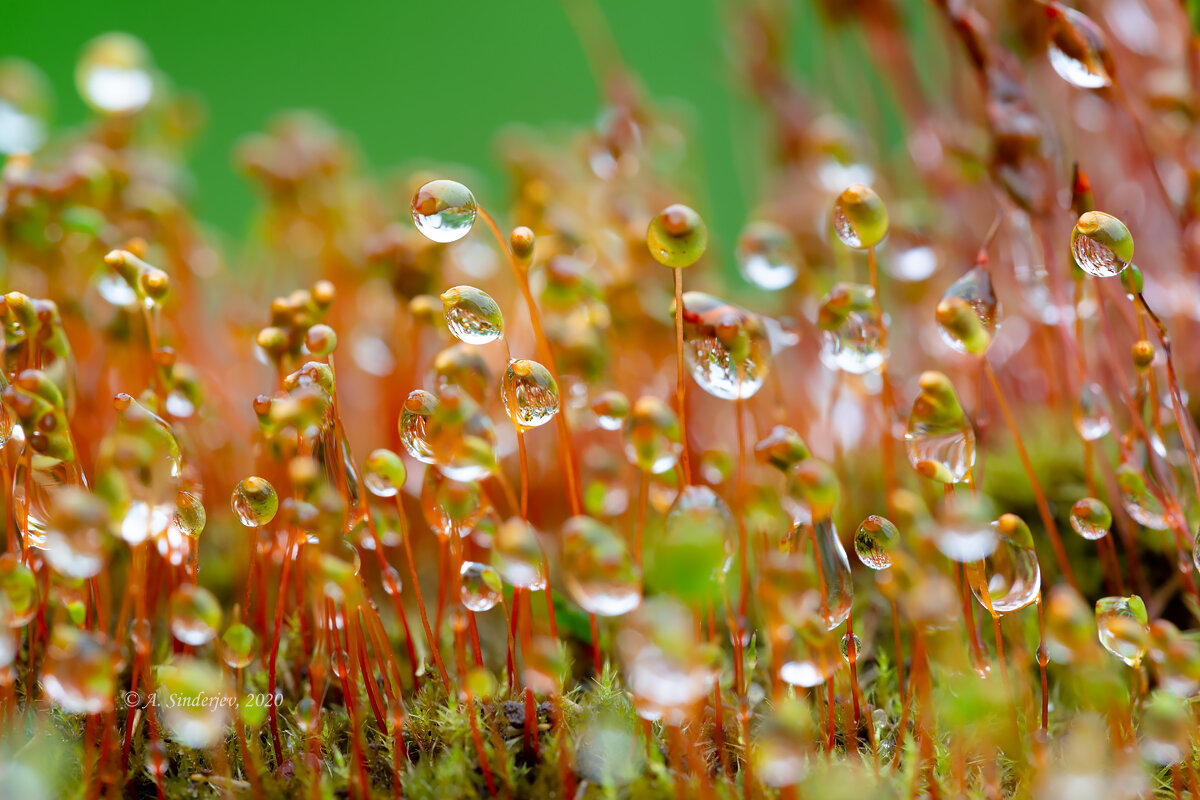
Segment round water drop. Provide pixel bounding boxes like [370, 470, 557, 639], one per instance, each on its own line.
[41, 626, 117, 714]
[591, 390, 630, 431]
[460, 561, 502, 612]
[1071, 211, 1132, 277]
[440, 285, 503, 345]
[231, 477, 278, 528]
[426, 388, 497, 482]
[411, 180, 477, 243]
[221, 623, 259, 669]
[0, 554, 37, 627]
[647, 204, 707, 268]
[157, 658, 231, 749]
[831, 184, 888, 250]
[42, 487, 109, 579]
[854, 515, 899, 570]
[736, 221, 799, 290]
[936, 267, 999, 355]
[363, 449, 406, 498]
[817, 283, 887, 375]
[432, 343, 491, 403]
[399, 390, 438, 464]
[678, 292, 770, 399]
[623, 397, 681, 474]
[502, 359, 560, 429]
[1047, 4, 1114, 89]
[169, 583, 222, 646]
[492, 517, 546, 590]
[562, 515, 641, 616]
[76, 32, 155, 115]
[1070, 497, 1112, 540]
[970, 514, 1041, 615]
[905, 371, 976, 484]
[1095, 595, 1150, 667]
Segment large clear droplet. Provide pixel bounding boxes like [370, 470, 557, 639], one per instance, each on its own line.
[399, 390, 438, 464]
[441, 285, 503, 345]
[1070, 497, 1112, 540]
[936, 267, 998, 355]
[1095, 595, 1149, 667]
[502, 359, 560, 429]
[736, 221, 799, 290]
[969, 518, 1041, 615]
[411, 180, 477, 243]
[1047, 5, 1114, 89]
[854, 515, 899, 570]
[679, 292, 770, 400]
[460, 561, 502, 612]
[231, 477, 279, 527]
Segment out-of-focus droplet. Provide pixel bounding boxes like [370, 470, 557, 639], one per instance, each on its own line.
[0, 554, 37, 627]
[936, 267, 998, 355]
[655, 486, 732, 604]
[221, 623, 259, 669]
[936, 496, 998, 563]
[617, 596, 717, 724]
[75, 33, 155, 115]
[492, 517, 546, 590]
[399, 390, 438, 464]
[1047, 4, 1114, 90]
[591, 390, 629, 431]
[754, 697, 814, 787]
[646, 204, 707, 268]
[562, 516, 641, 616]
[502, 359, 560, 429]
[1071, 211, 1132, 277]
[1073, 382, 1111, 441]
[970, 514, 1041, 615]
[440, 285, 503, 345]
[1095, 594, 1149, 667]
[623, 397, 681, 474]
[736, 221, 799, 290]
[363, 449, 407, 498]
[460, 561, 502, 612]
[426, 388, 497, 482]
[157, 658, 231, 749]
[168, 583, 222, 646]
[1116, 463, 1169, 530]
[1070, 497, 1112, 540]
[905, 371, 975, 484]
[231, 477, 278, 527]
[755, 425, 810, 472]
[42, 487, 109, 579]
[854, 515, 899, 570]
[1140, 691, 1191, 766]
[831, 185, 888, 250]
[817, 283, 887, 375]
[0, 59, 51, 155]
[679, 292, 770, 399]
[411, 180, 477, 244]
[41, 626, 117, 714]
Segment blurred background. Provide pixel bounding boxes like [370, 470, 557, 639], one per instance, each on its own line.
[1, 0, 917, 261]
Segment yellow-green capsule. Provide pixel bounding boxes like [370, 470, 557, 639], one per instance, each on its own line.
[831, 184, 888, 249]
[647, 204, 707, 268]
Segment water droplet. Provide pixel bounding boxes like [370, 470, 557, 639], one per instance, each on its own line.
[736, 221, 799, 290]
[754, 425, 811, 472]
[804, 519, 853, 629]
[41, 626, 117, 714]
[169, 583, 222, 646]
[936, 497, 999, 563]
[591, 390, 629, 431]
[1070, 497, 1112, 540]
[41, 487, 108, 579]
[658, 486, 733, 604]
[840, 632, 863, 661]
[221, 623, 259, 669]
[754, 698, 815, 787]
[427, 388, 497, 482]
[363, 449, 407, 498]
[432, 344, 491, 404]
[502, 359, 560, 429]
[562, 516, 641, 616]
[679, 292, 770, 399]
[854, 515, 899, 570]
[0, 59, 50, 155]
[440, 285, 503, 345]
[623, 397, 681, 474]
[778, 624, 843, 687]
[783, 459, 839, 525]
[646, 204, 707, 268]
[492, 517, 546, 590]
[1140, 690, 1192, 765]
[889, 244, 938, 282]
[936, 267, 998, 355]
[231, 477, 279, 527]
[969, 514, 1041, 615]
[12, 459, 86, 550]
[817, 283, 887, 375]
[617, 596, 717, 724]
[1116, 463, 1169, 530]
[1047, 5, 1114, 89]
[1095, 595, 1149, 667]
[1071, 211, 1132, 277]
[905, 371, 976, 484]
[831, 184, 888, 249]
[76, 33, 154, 115]
[411, 180, 477, 243]
[1073, 382, 1111, 441]
[460, 561, 502, 612]
[399, 390, 438, 464]
[157, 658, 231, 748]
[0, 555, 37, 627]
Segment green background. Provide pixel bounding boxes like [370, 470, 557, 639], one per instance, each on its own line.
[2, 0, 917, 258]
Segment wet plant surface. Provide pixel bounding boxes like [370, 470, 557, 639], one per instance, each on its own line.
[6, 2, 1200, 798]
